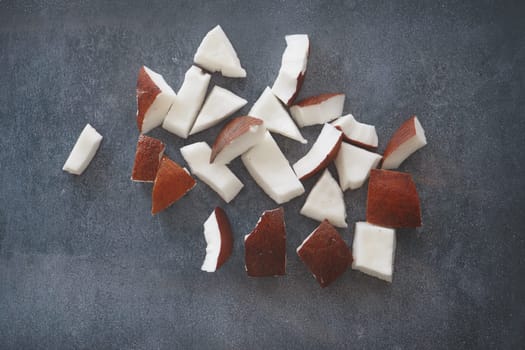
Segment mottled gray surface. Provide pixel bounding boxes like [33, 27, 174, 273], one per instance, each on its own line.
[0, 0, 524, 349]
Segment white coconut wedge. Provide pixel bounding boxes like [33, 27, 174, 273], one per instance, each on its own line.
[210, 116, 266, 165]
[331, 114, 378, 150]
[63, 124, 103, 175]
[292, 123, 343, 180]
[381, 116, 427, 170]
[190, 86, 247, 135]
[289, 93, 345, 127]
[242, 131, 305, 204]
[136, 66, 176, 134]
[271, 34, 309, 106]
[201, 207, 234, 272]
[334, 142, 382, 191]
[180, 142, 243, 203]
[300, 169, 347, 228]
[352, 222, 396, 283]
[248, 87, 306, 143]
[162, 65, 211, 138]
[194, 25, 246, 78]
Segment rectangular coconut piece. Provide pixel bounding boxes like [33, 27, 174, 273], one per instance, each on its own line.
[63, 123, 103, 175]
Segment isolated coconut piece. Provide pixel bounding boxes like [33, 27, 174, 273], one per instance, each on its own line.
[131, 135, 166, 182]
[366, 169, 422, 228]
[292, 123, 343, 180]
[300, 169, 347, 228]
[210, 116, 266, 165]
[63, 124, 103, 175]
[271, 34, 309, 106]
[180, 142, 243, 203]
[289, 93, 345, 127]
[242, 132, 304, 204]
[162, 65, 211, 138]
[151, 156, 196, 214]
[382, 116, 427, 169]
[352, 222, 396, 282]
[297, 220, 352, 287]
[190, 86, 247, 135]
[136, 66, 176, 134]
[248, 87, 306, 143]
[194, 25, 246, 78]
[245, 207, 286, 277]
[201, 207, 234, 272]
[331, 114, 378, 150]
[334, 142, 382, 191]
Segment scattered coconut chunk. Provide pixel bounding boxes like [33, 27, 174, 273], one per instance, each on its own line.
[201, 207, 234, 272]
[297, 220, 352, 287]
[136, 66, 176, 134]
[271, 34, 309, 106]
[289, 93, 345, 127]
[180, 142, 243, 203]
[190, 86, 247, 135]
[334, 142, 382, 191]
[151, 156, 196, 214]
[194, 25, 246, 78]
[249, 87, 306, 143]
[331, 114, 378, 150]
[300, 169, 347, 228]
[292, 123, 343, 180]
[352, 222, 396, 282]
[210, 116, 266, 165]
[63, 124, 103, 175]
[162, 65, 211, 138]
[382, 116, 427, 170]
[245, 207, 286, 277]
[241, 131, 304, 204]
[131, 135, 165, 182]
[366, 169, 422, 228]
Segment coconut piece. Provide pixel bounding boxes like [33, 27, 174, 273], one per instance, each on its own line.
[131, 135, 166, 182]
[382, 116, 427, 169]
[331, 114, 378, 150]
[334, 142, 382, 191]
[201, 207, 234, 272]
[289, 93, 345, 127]
[63, 124, 103, 175]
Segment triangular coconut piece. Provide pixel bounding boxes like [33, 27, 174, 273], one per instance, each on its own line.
[334, 142, 382, 191]
[244, 207, 286, 277]
[151, 156, 196, 214]
[190, 86, 247, 135]
[131, 135, 166, 182]
[300, 169, 347, 228]
[136, 66, 176, 134]
[194, 25, 246, 78]
[248, 87, 306, 143]
[381, 116, 427, 170]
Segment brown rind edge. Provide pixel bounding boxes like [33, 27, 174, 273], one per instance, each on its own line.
[293, 92, 344, 107]
[214, 207, 234, 270]
[381, 116, 417, 165]
[210, 116, 264, 163]
[299, 133, 344, 180]
[131, 135, 166, 182]
[136, 66, 161, 132]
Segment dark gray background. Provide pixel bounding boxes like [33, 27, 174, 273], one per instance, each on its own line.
[1, 0, 524, 349]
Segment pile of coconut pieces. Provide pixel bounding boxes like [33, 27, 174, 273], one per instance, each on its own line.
[64, 25, 427, 287]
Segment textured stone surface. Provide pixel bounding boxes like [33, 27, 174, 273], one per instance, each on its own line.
[0, 0, 524, 349]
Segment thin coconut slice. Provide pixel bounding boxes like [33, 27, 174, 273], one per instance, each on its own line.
[331, 114, 378, 150]
[352, 222, 396, 282]
[162, 65, 211, 138]
[190, 86, 247, 135]
[201, 207, 234, 272]
[210, 116, 266, 165]
[193, 25, 246, 78]
[297, 220, 352, 287]
[131, 135, 166, 182]
[300, 169, 347, 228]
[248, 87, 306, 143]
[241, 131, 304, 204]
[289, 93, 345, 127]
[244, 207, 286, 277]
[292, 123, 343, 180]
[382, 116, 427, 169]
[63, 124, 103, 175]
[271, 34, 309, 106]
[366, 169, 422, 228]
[151, 156, 196, 214]
[180, 142, 243, 203]
[136, 66, 176, 134]
[334, 142, 382, 191]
